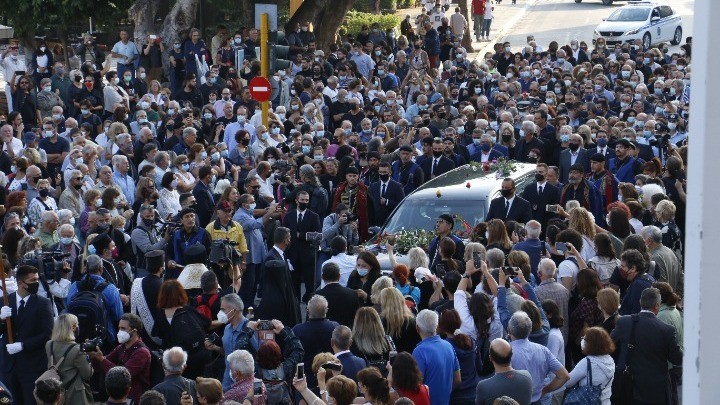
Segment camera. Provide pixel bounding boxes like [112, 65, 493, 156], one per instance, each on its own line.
[257, 320, 274, 330]
[20, 249, 71, 282]
[159, 219, 182, 235]
[80, 337, 104, 352]
[207, 332, 221, 345]
[344, 213, 358, 222]
[306, 232, 323, 244]
[273, 160, 292, 183]
[503, 266, 519, 277]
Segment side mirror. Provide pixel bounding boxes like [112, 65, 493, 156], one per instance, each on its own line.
[651, 16, 660, 22]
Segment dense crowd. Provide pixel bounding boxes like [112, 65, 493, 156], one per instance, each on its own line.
[0, 0, 690, 404]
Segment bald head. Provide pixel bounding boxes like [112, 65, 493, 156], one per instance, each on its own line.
[489, 338, 512, 366]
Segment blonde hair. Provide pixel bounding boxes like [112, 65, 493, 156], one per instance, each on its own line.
[407, 247, 428, 271]
[311, 352, 338, 374]
[569, 207, 596, 239]
[464, 242, 486, 263]
[111, 215, 126, 230]
[107, 122, 128, 143]
[370, 276, 393, 305]
[51, 313, 78, 342]
[597, 287, 620, 315]
[379, 288, 413, 336]
[352, 307, 390, 357]
[654, 199, 676, 223]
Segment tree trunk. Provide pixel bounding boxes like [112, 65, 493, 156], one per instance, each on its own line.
[159, 0, 200, 47]
[286, 0, 358, 50]
[129, 0, 161, 43]
[241, 0, 254, 28]
[459, 0, 474, 52]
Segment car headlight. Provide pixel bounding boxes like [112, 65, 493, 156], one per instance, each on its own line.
[624, 28, 641, 36]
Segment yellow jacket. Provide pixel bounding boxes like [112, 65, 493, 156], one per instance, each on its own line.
[205, 219, 249, 255]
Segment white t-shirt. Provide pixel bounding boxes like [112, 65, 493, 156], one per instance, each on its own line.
[558, 259, 580, 290]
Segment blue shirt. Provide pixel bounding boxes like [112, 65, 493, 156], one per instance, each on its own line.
[512, 238, 545, 280]
[113, 171, 136, 205]
[412, 335, 460, 405]
[233, 208, 267, 264]
[221, 318, 258, 390]
[510, 338, 564, 402]
[66, 274, 124, 337]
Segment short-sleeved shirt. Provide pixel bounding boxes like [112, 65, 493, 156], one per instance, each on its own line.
[412, 335, 460, 405]
[475, 369, 533, 405]
[39, 136, 71, 156]
[112, 40, 139, 65]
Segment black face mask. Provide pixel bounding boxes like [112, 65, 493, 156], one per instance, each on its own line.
[500, 189, 513, 198]
[502, 134, 512, 143]
[25, 281, 40, 295]
[432, 150, 443, 158]
[297, 202, 308, 211]
[241, 138, 250, 146]
[379, 174, 390, 182]
[142, 217, 155, 227]
[568, 143, 580, 152]
[39, 189, 50, 198]
[535, 173, 545, 182]
[73, 183, 83, 190]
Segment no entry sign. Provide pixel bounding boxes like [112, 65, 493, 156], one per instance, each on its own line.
[249, 76, 272, 102]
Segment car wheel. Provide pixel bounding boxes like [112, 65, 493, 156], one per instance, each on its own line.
[643, 33, 651, 49]
[670, 27, 682, 45]
[602, 0, 613, 4]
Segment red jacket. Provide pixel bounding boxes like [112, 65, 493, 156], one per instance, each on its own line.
[332, 181, 370, 242]
[472, 0, 486, 15]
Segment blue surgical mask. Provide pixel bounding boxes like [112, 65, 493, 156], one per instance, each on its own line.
[560, 134, 570, 143]
[302, 145, 311, 154]
[221, 150, 229, 158]
[60, 237, 73, 245]
[357, 268, 369, 277]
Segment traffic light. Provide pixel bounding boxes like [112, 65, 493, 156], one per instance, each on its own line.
[271, 44, 290, 72]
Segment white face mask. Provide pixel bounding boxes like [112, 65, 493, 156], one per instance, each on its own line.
[580, 337, 586, 351]
[217, 309, 234, 323]
[117, 330, 131, 344]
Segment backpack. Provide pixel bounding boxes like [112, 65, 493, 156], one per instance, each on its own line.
[36, 342, 77, 385]
[195, 294, 219, 320]
[66, 279, 110, 343]
[260, 366, 292, 405]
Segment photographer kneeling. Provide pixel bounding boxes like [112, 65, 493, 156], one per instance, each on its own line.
[89, 313, 152, 404]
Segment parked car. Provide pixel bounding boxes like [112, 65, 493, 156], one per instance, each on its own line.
[364, 162, 538, 271]
[593, 1, 683, 49]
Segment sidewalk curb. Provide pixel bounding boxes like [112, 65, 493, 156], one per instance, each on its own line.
[474, 0, 541, 60]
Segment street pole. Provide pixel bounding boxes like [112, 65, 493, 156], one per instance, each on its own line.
[260, 13, 269, 127]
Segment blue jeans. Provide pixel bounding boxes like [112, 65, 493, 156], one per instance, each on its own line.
[482, 18, 492, 37]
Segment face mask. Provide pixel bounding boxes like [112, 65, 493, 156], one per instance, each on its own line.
[500, 189, 513, 198]
[506, 72, 514, 79]
[535, 173, 545, 182]
[432, 150, 443, 158]
[554, 87, 562, 95]
[246, 202, 257, 211]
[25, 281, 40, 295]
[629, 81, 638, 88]
[217, 310, 230, 324]
[502, 134, 512, 143]
[569, 143, 580, 152]
[182, 163, 190, 171]
[291, 104, 300, 111]
[481, 143, 491, 152]
[44, 130, 54, 138]
[297, 202, 308, 211]
[301, 145, 311, 154]
[560, 134, 570, 143]
[267, 158, 276, 165]
[60, 237, 73, 245]
[621, 71, 631, 79]
[580, 337, 586, 351]
[260, 132, 269, 141]
[557, 58, 565, 64]
[39, 189, 50, 198]
[168, 108, 176, 115]
[117, 330, 131, 344]
[668, 123, 677, 130]
[124, 75, 132, 82]
[457, 126, 465, 135]
[174, 43, 181, 49]
[10, 165, 16, 174]
[237, 115, 246, 123]
[200, 152, 208, 160]
[505, 46, 511, 53]
[357, 268, 369, 277]
[597, 138, 608, 147]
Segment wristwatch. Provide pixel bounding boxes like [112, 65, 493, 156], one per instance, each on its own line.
[462, 273, 471, 279]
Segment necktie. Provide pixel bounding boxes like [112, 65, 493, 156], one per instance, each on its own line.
[432, 159, 438, 176]
[505, 200, 510, 216]
[381, 183, 386, 198]
[18, 299, 25, 316]
[538, 185, 543, 195]
[298, 212, 303, 223]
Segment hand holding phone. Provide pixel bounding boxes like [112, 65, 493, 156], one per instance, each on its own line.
[546, 204, 559, 213]
[555, 242, 568, 254]
[296, 363, 305, 380]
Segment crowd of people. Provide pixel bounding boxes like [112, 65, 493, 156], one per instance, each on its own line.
[0, 0, 689, 403]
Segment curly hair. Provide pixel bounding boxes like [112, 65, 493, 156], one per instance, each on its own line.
[568, 207, 596, 239]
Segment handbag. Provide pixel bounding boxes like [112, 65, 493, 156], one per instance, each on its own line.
[563, 357, 603, 405]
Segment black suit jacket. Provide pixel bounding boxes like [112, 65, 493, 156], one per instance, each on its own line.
[611, 312, 682, 404]
[485, 195, 533, 224]
[315, 283, 361, 327]
[264, 246, 291, 273]
[419, 155, 455, 181]
[282, 209, 322, 268]
[192, 181, 215, 228]
[0, 293, 54, 374]
[584, 146, 616, 171]
[521, 182, 560, 228]
[368, 179, 405, 227]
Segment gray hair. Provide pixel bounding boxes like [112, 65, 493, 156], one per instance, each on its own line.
[154, 151, 169, 165]
[525, 220, 541, 239]
[227, 350, 254, 377]
[221, 293, 244, 313]
[508, 311, 532, 340]
[112, 154, 128, 169]
[41, 210, 59, 225]
[182, 127, 197, 138]
[538, 258, 557, 278]
[70, 169, 82, 179]
[566, 200, 580, 211]
[641, 225, 663, 244]
[115, 133, 131, 146]
[86, 254, 102, 274]
[58, 223, 75, 236]
[139, 204, 156, 216]
[307, 295, 328, 319]
[486, 248, 506, 269]
[57, 209, 74, 223]
[331, 325, 353, 350]
[640, 287, 661, 310]
[162, 347, 188, 374]
[415, 309, 438, 336]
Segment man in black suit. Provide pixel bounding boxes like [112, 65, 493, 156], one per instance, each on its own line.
[521, 163, 560, 231]
[283, 190, 322, 303]
[331, 325, 367, 381]
[558, 134, 588, 184]
[584, 130, 615, 171]
[420, 138, 455, 181]
[368, 162, 405, 227]
[0, 265, 54, 405]
[315, 262, 361, 327]
[192, 165, 216, 228]
[485, 178, 533, 224]
[292, 295, 339, 389]
[611, 288, 682, 405]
